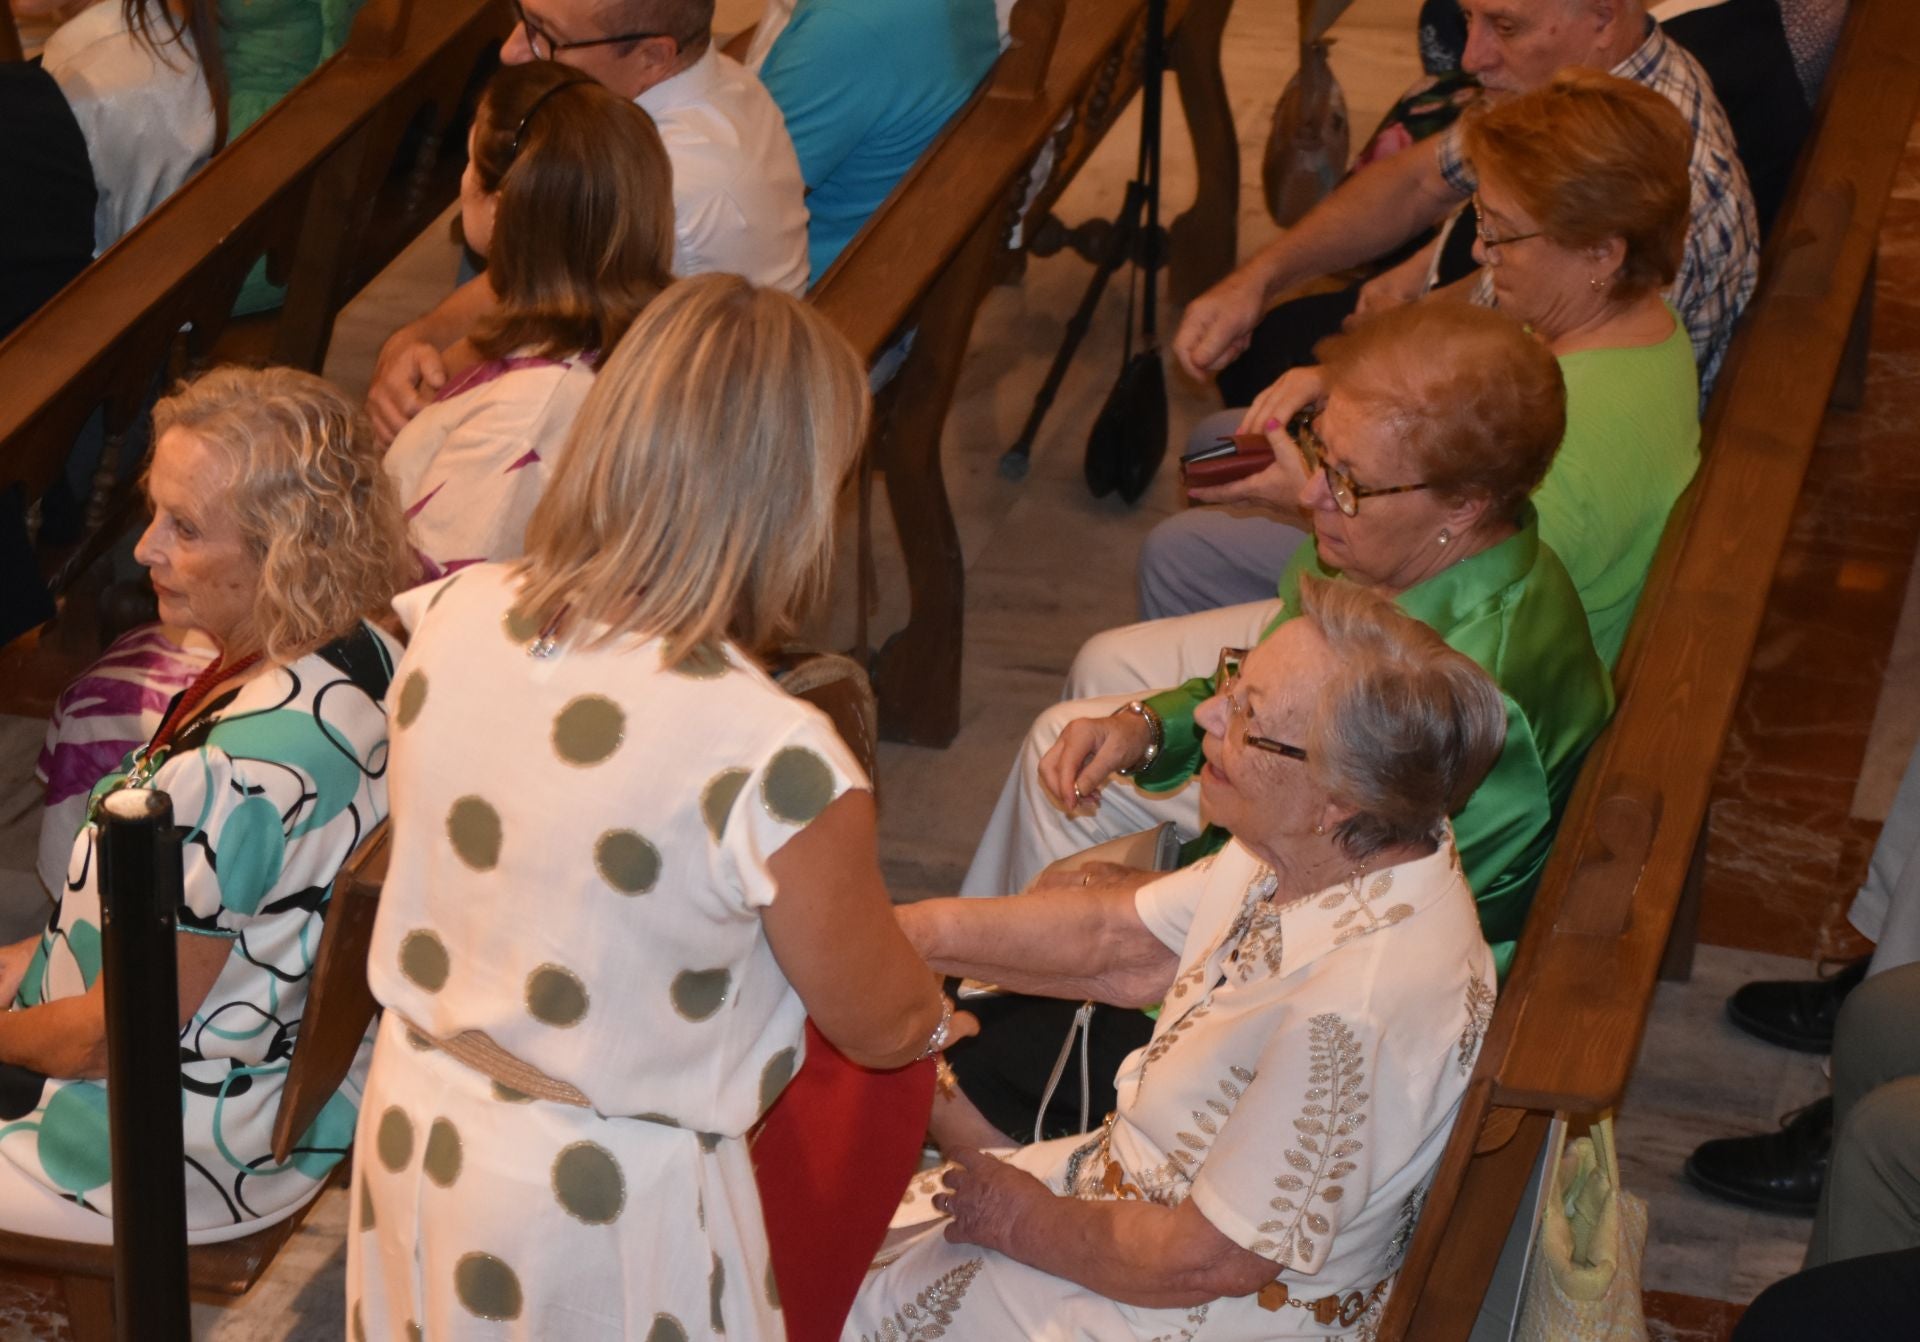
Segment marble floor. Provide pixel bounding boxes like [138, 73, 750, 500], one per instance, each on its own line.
[2, 0, 1918, 1337]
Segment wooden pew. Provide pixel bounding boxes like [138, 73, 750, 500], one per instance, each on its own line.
[809, 0, 1238, 746]
[1377, 0, 1920, 1334]
[0, 0, 510, 715]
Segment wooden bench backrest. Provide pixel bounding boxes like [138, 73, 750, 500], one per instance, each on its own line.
[1379, 0, 1920, 1335]
[0, 0, 508, 508]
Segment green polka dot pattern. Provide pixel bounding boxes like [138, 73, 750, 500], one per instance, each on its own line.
[526, 963, 590, 1027]
[447, 796, 502, 871]
[670, 967, 731, 1021]
[758, 1047, 797, 1114]
[455, 1252, 524, 1321]
[398, 929, 450, 991]
[492, 1082, 534, 1104]
[358, 1176, 376, 1230]
[595, 830, 661, 895]
[765, 1259, 782, 1311]
[424, 1118, 462, 1187]
[427, 573, 462, 610]
[352, 1300, 366, 1342]
[553, 695, 625, 767]
[700, 769, 750, 842]
[395, 671, 428, 728]
[665, 642, 729, 679]
[552, 1141, 625, 1224]
[710, 1254, 726, 1334]
[502, 604, 540, 643]
[647, 1314, 689, 1342]
[761, 747, 837, 825]
[376, 1107, 413, 1172]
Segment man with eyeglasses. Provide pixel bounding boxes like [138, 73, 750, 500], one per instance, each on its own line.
[365, 0, 807, 445]
[1172, 0, 1755, 403]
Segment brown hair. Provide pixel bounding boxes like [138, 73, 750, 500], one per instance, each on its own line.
[1462, 68, 1692, 300]
[468, 60, 676, 362]
[122, 0, 228, 150]
[1298, 576, 1509, 860]
[515, 273, 870, 661]
[1316, 303, 1566, 522]
[152, 367, 415, 663]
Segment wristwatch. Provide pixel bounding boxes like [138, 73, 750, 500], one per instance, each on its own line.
[1111, 700, 1164, 776]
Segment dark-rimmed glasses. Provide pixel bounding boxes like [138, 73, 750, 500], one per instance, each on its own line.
[510, 0, 671, 60]
[1470, 193, 1542, 262]
[1215, 648, 1308, 762]
[1292, 412, 1431, 518]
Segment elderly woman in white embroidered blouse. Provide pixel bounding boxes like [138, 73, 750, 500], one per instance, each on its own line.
[846, 577, 1507, 1341]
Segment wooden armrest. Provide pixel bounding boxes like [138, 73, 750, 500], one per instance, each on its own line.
[268, 819, 392, 1163]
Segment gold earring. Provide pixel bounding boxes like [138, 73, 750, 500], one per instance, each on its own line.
[1313, 822, 1326, 836]
[1589, 275, 1606, 293]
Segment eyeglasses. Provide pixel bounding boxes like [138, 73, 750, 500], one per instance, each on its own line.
[1214, 648, 1309, 762]
[510, 0, 671, 61]
[1291, 411, 1431, 518]
[1470, 194, 1542, 263]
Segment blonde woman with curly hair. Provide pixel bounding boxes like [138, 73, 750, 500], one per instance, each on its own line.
[1, 365, 411, 1245]
[350, 273, 960, 1339]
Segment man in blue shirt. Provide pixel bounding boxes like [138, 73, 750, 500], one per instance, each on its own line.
[758, 0, 1001, 286]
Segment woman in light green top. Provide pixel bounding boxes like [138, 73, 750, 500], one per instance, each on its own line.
[1211, 69, 1702, 669]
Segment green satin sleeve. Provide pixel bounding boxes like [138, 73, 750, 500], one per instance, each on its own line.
[1450, 693, 1557, 979]
[1135, 675, 1215, 792]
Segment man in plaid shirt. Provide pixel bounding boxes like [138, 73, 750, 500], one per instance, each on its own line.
[1175, 0, 1758, 398]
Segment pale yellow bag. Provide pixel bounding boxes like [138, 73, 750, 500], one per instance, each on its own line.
[1515, 1116, 1648, 1342]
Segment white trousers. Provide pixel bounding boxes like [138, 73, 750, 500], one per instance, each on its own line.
[959, 601, 1282, 896]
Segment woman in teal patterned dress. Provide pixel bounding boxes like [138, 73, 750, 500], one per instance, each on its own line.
[0, 365, 412, 1242]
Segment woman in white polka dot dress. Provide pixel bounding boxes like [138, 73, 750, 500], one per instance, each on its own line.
[348, 275, 960, 1340]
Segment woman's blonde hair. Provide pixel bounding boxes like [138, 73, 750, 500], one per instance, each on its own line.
[151, 367, 413, 662]
[516, 273, 870, 659]
[1315, 303, 1566, 522]
[1462, 69, 1693, 300]
[468, 60, 677, 361]
[1297, 576, 1508, 860]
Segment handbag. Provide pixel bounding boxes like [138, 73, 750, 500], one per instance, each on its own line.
[1083, 0, 1169, 505]
[1515, 1115, 1649, 1342]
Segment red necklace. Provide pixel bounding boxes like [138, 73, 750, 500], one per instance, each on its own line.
[144, 652, 263, 761]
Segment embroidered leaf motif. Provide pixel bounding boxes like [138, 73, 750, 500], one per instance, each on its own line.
[859, 1259, 984, 1342]
[1458, 969, 1496, 1073]
[1266, 1013, 1370, 1269]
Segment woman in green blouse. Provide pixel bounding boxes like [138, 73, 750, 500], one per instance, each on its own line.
[939, 301, 1613, 1150]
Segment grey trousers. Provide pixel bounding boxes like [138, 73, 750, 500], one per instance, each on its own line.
[1137, 410, 1309, 620]
[1808, 961, 1920, 1266]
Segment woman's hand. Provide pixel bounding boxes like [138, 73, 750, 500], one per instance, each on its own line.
[935, 1148, 1053, 1255]
[1037, 711, 1155, 813]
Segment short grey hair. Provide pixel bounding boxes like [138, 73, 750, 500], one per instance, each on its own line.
[617, 0, 711, 47]
[1295, 576, 1510, 861]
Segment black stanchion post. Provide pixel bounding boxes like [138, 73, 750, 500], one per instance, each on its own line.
[96, 787, 192, 1342]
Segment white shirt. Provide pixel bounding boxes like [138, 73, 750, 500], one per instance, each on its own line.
[863, 836, 1495, 1340]
[637, 44, 810, 294]
[43, 0, 216, 253]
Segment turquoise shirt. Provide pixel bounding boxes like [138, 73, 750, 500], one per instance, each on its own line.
[1536, 309, 1700, 668]
[1140, 507, 1614, 976]
[759, 0, 1000, 284]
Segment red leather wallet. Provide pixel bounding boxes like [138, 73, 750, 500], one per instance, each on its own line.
[1181, 433, 1276, 488]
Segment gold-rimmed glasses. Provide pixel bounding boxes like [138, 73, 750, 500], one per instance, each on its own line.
[1215, 648, 1308, 761]
[1291, 412, 1432, 518]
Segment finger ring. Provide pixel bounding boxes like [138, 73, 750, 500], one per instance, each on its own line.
[1081, 871, 1092, 887]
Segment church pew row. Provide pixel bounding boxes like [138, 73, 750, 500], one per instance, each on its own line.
[809, 0, 1238, 746]
[1378, 0, 1920, 1335]
[0, 0, 509, 715]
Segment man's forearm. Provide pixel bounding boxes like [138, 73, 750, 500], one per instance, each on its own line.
[902, 889, 1177, 1007]
[390, 274, 500, 354]
[1238, 141, 1462, 304]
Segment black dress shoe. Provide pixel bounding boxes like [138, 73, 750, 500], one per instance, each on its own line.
[1726, 955, 1870, 1052]
[1683, 1095, 1832, 1214]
